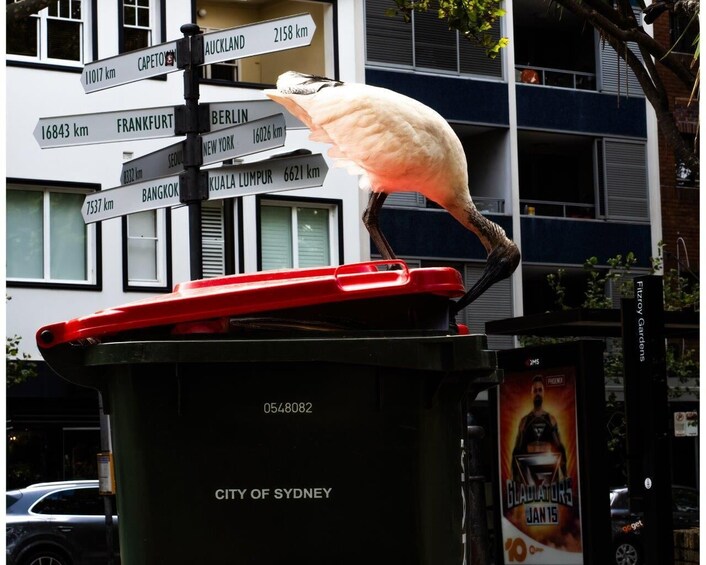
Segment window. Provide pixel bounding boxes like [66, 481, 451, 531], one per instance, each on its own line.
[32, 487, 104, 516]
[7, 183, 98, 286]
[260, 200, 340, 270]
[671, 11, 699, 55]
[121, 0, 156, 53]
[365, 0, 502, 78]
[6, 0, 91, 65]
[196, 0, 330, 85]
[123, 209, 170, 290]
[202, 200, 226, 278]
[518, 132, 597, 219]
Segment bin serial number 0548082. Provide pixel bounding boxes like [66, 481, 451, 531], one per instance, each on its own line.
[263, 402, 313, 414]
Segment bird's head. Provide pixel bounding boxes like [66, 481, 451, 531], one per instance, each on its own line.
[452, 240, 520, 314]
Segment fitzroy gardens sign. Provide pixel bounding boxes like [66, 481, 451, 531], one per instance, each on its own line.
[35, 13, 328, 225]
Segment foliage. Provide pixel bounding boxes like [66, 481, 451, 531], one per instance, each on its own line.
[519, 248, 699, 468]
[7, 334, 37, 388]
[386, 0, 699, 171]
[387, 0, 508, 57]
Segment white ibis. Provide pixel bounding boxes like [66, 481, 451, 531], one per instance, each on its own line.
[265, 71, 520, 313]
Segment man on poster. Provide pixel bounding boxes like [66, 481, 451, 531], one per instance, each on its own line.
[512, 375, 568, 484]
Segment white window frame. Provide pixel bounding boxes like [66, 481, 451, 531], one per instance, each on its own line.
[7, 185, 97, 286]
[260, 200, 340, 269]
[6, 0, 92, 67]
[124, 209, 169, 289]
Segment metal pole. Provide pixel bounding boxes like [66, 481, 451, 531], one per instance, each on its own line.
[98, 393, 115, 565]
[178, 23, 207, 281]
[466, 412, 490, 565]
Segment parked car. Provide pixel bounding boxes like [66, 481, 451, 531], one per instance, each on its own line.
[610, 485, 699, 565]
[6, 480, 119, 565]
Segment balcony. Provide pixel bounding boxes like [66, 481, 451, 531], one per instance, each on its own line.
[516, 65, 597, 92]
[520, 199, 595, 219]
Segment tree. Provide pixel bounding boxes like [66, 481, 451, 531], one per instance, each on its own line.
[388, 0, 699, 171]
[6, 0, 54, 24]
[7, 335, 37, 388]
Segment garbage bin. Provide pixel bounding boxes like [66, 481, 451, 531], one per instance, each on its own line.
[37, 261, 499, 565]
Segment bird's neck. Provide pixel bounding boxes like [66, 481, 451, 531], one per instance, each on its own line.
[446, 197, 509, 254]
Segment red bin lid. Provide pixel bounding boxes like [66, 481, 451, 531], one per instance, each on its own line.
[37, 261, 465, 348]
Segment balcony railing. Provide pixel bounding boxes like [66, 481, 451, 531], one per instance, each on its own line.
[516, 65, 597, 91]
[473, 197, 505, 214]
[520, 199, 595, 219]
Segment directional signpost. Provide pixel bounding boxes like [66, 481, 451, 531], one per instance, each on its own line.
[81, 41, 180, 93]
[37, 13, 320, 280]
[80, 13, 315, 93]
[84, 153, 329, 223]
[34, 106, 177, 148]
[201, 13, 315, 66]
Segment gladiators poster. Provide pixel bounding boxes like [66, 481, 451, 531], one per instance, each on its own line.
[497, 367, 583, 564]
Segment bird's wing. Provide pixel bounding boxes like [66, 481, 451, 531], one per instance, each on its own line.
[266, 81, 467, 195]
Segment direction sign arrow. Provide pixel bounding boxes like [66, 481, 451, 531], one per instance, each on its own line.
[34, 106, 177, 148]
[208, 153, 328, 201]
[121, 141, 185, 185]
[201, 113, 286, 166]
[81, 41, 179, 93]
[83, 174, 182, 223]
[84, 153, 328, 224]
[121, 113, 288, 185]
[81, 14, 315, 93]
[202, 13, 315, 66]
[208, 100, 304, 132]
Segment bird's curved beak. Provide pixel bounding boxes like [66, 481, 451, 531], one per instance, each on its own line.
[452, 242, 520, 315]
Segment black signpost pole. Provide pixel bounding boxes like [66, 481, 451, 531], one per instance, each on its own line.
[177, 23, 208, 281]
[622, 275, 674, 565]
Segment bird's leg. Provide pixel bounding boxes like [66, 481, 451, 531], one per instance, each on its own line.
[362, 191, 397, 261]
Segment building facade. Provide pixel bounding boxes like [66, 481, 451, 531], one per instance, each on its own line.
[8, 0, 688, 489]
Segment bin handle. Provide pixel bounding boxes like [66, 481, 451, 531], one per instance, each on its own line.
[333, 261, 410, 292]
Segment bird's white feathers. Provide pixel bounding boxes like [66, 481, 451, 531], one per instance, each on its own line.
[265, 72, 470, 207]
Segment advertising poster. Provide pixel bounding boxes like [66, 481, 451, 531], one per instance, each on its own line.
[497, 367, 583, 564]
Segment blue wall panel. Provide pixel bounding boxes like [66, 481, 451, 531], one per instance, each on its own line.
[378, 208, 512, 260]
[376, 208, 652, 268]
[516, 85, 647, 138]
[366, 69, 509, 126]
[520, 217, 652, 266]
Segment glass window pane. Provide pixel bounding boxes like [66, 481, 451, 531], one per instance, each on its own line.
[48, 1, 58, 16]
[261, 206, 293, 270]
[128, 210, 157, 237]
[58, 0, 69, 18]
[47, 19, 81, 60]
[71, 0, 82, 19]
[123, 27, 149, 52]
[137, 6, 149, 27]
[127, 211, 158, 281]
[49, 192, 87, 280]
[6, 17, 38, 57]
[297, 207, 329, 267]
[128, 239, 158, 280]
[7, 190, 44, 279]
[123, 6, 135, 26]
